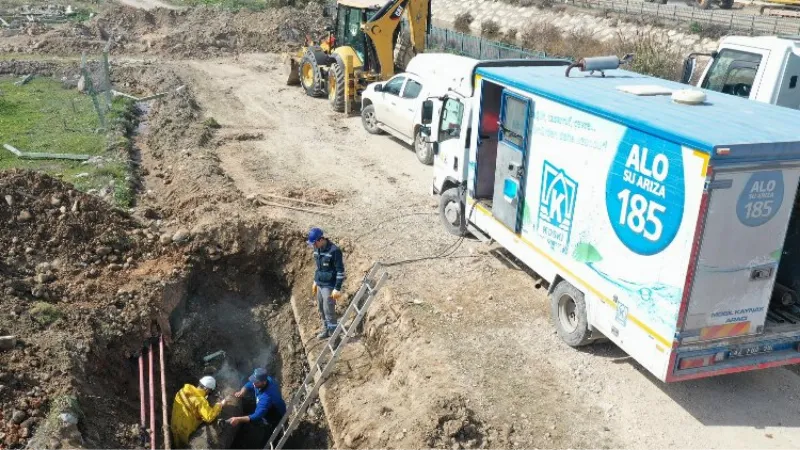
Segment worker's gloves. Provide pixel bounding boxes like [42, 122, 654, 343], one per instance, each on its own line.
[331, 289, 342, 301]
[312, 282, 318, 295]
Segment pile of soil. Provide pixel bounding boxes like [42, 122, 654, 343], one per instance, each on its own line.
[0, 170, 183, 449]
[0, 3, 333, 59]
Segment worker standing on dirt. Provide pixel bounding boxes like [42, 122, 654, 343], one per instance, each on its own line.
[170, 376, 226, 449]
[227, 368, 287, 446]
[308, 227, 346, 339]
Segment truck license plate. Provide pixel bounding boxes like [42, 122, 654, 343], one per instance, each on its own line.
[729, 343, 774, 358]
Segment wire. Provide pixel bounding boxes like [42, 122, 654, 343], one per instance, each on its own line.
[378, 186, 485, 268]
[353, 211, 436, 242]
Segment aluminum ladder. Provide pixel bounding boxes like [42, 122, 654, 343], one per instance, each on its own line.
[265, 262, 389, 450]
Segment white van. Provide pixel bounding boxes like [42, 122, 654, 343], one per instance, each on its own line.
[360, 53, 477, 165]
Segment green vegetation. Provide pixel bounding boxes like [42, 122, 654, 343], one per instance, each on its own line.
[0, 76, 136, 207]
[30, 301, 64, 326]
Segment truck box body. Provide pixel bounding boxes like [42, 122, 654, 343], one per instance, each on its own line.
[439, 64, 800, 381]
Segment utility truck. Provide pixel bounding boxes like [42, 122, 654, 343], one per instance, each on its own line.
[423, 56, 800, 382]
[682, 35, 800, 109]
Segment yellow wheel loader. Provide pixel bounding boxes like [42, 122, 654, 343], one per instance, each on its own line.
[286, 0, 431, 113]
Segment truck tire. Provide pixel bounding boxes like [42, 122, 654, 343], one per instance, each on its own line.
[550, 280, 593, 347]
[414, 128, 434, 165]
[328, 54, 347, 113]
[300, 48, 327, 98]
[439, 187, 467, 236]
[361, 104, 383, 135]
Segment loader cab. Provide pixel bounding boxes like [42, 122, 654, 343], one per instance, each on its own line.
[333, 0, 381, 71]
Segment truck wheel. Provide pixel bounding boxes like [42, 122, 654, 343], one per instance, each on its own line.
[439, 187, 467, 236]
[300, 48, 326, 97]
[550, 281, 592, 347]
[361, 105, 383, 135]
[414, 128, 434, 165]
[328, 54, 346, 113]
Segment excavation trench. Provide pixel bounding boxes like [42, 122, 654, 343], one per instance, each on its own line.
[165, 251, 330, 450]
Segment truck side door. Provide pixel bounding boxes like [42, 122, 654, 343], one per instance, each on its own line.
[377, 75, 407, 132]
[397, 76, 424, 139]
[491, 90, 532, 232]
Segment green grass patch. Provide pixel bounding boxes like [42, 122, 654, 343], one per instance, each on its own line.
[0, 76, 136, 207]
[30, 301, 64, 326]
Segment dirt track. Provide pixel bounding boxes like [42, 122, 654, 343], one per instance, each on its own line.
[160, 53, 800, 449]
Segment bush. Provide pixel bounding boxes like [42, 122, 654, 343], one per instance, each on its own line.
[30, 302, 63, 326]
[454, 12, 474, 33]
[481, 20, 501, 38]
[501, 28, 519, 44]
[688, 21, 727, 39]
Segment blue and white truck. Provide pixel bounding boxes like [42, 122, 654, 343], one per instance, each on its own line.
[421, 57, 800, 382]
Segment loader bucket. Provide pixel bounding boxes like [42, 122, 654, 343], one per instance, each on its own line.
[286, 54, 301, 86]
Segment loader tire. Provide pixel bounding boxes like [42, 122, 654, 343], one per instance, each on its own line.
[550, 281, 593, 347]
[300, 48, 327, 97]
[439, 187, 467, 236]
[328, 54, 347, 113]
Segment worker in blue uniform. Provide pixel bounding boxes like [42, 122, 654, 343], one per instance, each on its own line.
[227, 368, 287, 447]
[307, 227, 346, 339]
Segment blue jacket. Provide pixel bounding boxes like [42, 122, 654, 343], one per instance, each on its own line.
[314, 241, 345, 291]
[244, 377, 287, 423]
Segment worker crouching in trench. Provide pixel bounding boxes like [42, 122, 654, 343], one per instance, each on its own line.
[227, 368, 288, 449]
[170, 376, 243, 449]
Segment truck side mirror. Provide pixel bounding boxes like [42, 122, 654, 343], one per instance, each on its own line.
[680, 55, 697, 85]
[374, 83, 383, 92]
[421, 100, 434, 125]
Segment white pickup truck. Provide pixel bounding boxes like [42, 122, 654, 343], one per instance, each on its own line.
[360, 53, 477, 165]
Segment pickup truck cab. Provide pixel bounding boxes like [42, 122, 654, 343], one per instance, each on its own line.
[360, 53, 477, 165]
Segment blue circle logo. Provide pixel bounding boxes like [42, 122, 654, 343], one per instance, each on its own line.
[736, 171, 784, 227]
[605, 129, 685, 256]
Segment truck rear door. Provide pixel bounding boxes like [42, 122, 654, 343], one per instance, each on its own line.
[682, 167, 800, 343]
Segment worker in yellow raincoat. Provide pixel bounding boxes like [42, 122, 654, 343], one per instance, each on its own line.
[170, 376, 227, 448]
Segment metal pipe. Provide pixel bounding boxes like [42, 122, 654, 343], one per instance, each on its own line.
[160, 335, 170, 450]
[139, 352, 146, 428]
[149, 342, 156, 450]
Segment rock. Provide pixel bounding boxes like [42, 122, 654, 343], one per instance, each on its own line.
[77, 75, 86, 93]
[35, 273, 55, 284]
[11, 410, 27, 424]
[35, 262, 51, 273]
[4, 195, 12, 206]
[159, 233, 172, 245]
[50, 196, 61, 206]
[25, 247, 34, 255]
[246, 193, 258, 201]
[17, 210, 32, 221]
[20, 428, 29, 438]
[0, 336, 17, 351]
[59, 413, 78, 425]
[108, 264, 122, 271]
[95, 246, 112, 256]
[59, 206, 67, 214]
[172, 229, 191, 243]
[343, 432, 360, 447]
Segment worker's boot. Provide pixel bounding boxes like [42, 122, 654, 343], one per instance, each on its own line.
[317, 328, 330, 339]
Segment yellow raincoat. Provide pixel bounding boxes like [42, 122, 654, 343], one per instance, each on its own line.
[170, 384, 223, 448]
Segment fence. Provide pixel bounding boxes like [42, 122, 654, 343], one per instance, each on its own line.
[570, 0, 800, 35]
[425, 26, 550, 59]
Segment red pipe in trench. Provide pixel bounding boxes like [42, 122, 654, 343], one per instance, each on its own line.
[139, 352, 146, 428]
[160, 335, 170, 449]
[149, 343, 156, 450]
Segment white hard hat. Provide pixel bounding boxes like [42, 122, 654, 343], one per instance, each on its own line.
[199, 376, 216, 391]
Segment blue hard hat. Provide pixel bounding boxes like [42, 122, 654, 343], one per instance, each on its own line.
[249, 367, 269, 383]
[307, 227, 324, 245]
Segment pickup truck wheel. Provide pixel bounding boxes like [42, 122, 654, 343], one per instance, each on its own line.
[361, 105, 383, 135]
[414, 129, 434, 165]
[439, 187, 467, 236]
[550, 281, 592, 347]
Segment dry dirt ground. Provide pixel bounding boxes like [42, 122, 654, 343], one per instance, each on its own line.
[4, 3, 800, 449]
[162, 53, 800, 449]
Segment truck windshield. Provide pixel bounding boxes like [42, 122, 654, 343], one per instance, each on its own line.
[701, 49, 762, 98]
[439, 98, 464, 141]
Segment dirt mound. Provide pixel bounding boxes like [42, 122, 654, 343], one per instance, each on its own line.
[0, 169, 180, 449]
[1, 4, 332, 59]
